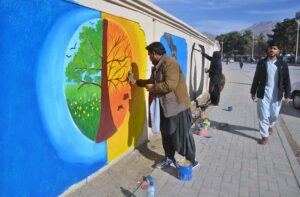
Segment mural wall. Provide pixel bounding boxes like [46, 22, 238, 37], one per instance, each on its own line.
[160, 33, 188, 77]
[189, 43, 208, 100]
[0, 0, 217, 196]
[1, 1, 146, 196]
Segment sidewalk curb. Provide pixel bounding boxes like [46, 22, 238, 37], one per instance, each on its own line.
[276, 117, 300, 189]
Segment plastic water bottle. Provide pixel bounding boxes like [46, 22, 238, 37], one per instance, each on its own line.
[146, 175, 155, 197]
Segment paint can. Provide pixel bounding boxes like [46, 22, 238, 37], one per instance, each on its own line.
[227, 106, 233, 111]
[178, 159, 192, 181]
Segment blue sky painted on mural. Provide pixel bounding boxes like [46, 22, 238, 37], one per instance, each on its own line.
[64, 18, 102, 85]
[37, 9, 106, 164]
[150, 0, 300, 35]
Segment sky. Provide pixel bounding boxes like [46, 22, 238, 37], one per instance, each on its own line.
[149, 0, 300, 36]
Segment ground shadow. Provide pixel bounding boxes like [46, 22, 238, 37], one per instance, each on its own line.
[120, 187, 136, 197]
[135, 139, 181, 179]
[228, 81, 252, 86]
[209, 119, 260, 143]
[161, 166, 178, 179]
[135, 140, 165, 168]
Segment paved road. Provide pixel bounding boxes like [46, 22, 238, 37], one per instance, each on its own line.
[231, 63, 300, 152]
[236, 63, 300, 150]
[134, 62, 300, 197]
[242, 63, 300, 161]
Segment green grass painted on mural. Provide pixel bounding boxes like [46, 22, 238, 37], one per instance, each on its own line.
[65, 85, 101, 141]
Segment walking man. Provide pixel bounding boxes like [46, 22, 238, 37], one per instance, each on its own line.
[134, 42, 198, 169]
[250, 41, 291, 145]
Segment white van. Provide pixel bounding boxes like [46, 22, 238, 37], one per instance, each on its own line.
[291, 81, 300, 109]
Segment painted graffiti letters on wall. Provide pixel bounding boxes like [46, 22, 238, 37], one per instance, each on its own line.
[160, 33, 208, 101]
[189, 43, 207, 100]
[160, 33, 188, 77]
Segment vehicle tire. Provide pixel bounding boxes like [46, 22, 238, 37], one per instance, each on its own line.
[293, 92, 300, 109]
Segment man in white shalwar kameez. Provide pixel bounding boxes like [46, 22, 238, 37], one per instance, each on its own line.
[251, 41, 291, 145]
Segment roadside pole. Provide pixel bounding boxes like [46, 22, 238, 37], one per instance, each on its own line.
[295, 11, 300, 64]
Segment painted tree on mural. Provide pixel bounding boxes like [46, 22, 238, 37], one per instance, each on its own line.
[107, 25, 132, 90]
[96, 19, 132, 142]
[65, 19, 132, 142]
[65, 20, 103, 141]
[66, 21, 103, 89]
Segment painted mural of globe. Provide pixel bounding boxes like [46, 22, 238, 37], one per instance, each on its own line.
[64, 18, 132, 142]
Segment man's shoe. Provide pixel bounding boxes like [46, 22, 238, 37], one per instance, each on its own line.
[268, 127, 273, 135]
[155, 158, 173, 169]
[260, 137, 268, 145]
[171, 158, 179, 169]
[191, 160, 199, 169]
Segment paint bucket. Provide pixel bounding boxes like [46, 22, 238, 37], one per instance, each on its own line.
[178, 159, 192, 181]
[197, 130, 204, 136]
[227, 106, 233, 111]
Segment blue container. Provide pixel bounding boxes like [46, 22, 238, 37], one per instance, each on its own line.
[228, 106, 233, 111]
[178, 160, 192, 181]
[146, 175, 155, 197]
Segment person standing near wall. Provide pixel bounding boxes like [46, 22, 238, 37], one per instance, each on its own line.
[133, 42, 199, 169]
[239, 57, 243, 69]
[200, 49, 223, 106]
[250, 41, 291, 145]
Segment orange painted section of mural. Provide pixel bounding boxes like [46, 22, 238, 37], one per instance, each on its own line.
[103, 13, 147, 162]
[106, 20, 132, 127]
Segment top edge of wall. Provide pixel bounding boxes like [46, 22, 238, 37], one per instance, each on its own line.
[69, 0, 217, 46]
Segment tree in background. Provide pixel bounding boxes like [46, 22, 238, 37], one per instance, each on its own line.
[255, 33, 268, 57]
[216, 30, 253, 57]
[268, 18, 297, 55]
[216, 17, 299, 59]
[217, 31, 240, 57]
[241, 30, 252, 55]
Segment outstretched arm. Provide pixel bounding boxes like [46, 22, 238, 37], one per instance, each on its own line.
[128, 71, 152, 87]
[198, 47, 212, 61]
[202, 52, 213, 61]
[136, 79, 152, 87]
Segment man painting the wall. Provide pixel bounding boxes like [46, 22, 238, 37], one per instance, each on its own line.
[199, 48, 223, 106]
[132, 42, 199, 169]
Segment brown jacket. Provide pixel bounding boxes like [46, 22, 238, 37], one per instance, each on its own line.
[137, 55, 190, 117]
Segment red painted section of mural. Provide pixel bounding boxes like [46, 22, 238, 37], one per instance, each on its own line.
[96, 19, 133, 142]
[96, 19, 116, 142]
